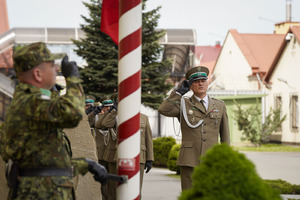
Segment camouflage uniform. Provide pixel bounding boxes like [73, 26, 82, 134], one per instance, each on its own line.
[0, 42, 90, 200]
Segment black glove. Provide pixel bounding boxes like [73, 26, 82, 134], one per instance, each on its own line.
[52, 84, 64, 93]
[93, 105, 103, 115]
[176, 80, 190, 95]
[86, 159, 108, 185]
[144, 161, 152, 173]
[85, 105, 95, 115]
[61, 55, 79, 78]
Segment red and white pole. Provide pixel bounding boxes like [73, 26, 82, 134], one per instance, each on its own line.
[117, 0, 141, 199]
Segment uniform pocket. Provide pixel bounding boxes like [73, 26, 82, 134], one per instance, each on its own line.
[140, 145, 147, 163]
[209, 113, 221, 128]
[187, 111, 204, 126]
[209, 113, 221, 119]
[177, 141, 195, 166]
[180, 141, 193, 148]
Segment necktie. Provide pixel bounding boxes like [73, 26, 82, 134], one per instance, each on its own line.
[200, 99, 206, 111]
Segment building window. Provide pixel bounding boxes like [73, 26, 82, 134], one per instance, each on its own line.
[274, 95, 282, 110]
[290, 94, 298, 132]
[274, 94, 282, 131]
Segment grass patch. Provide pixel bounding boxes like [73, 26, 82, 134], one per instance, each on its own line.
[233, 144, 300, 152]
[166, 174, 180, 179]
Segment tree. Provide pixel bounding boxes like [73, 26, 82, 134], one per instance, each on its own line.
[233, 100, 286, 146]
[72, 0, 118, 100]
[73, 0, 172, 109]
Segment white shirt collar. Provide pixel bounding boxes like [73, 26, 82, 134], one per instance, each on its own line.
[194, 95, 209, 110]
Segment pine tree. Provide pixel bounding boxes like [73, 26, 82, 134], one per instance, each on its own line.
[141, 0, 172, 109]
[73, 0, 172, 109]
[72, 0, 118, 100]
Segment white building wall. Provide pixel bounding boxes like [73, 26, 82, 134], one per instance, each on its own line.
[141, 104, 182, 142]
[211, 33, 258, 90]
[268, 35, 300, 144]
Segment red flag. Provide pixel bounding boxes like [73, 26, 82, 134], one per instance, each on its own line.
[101, 0, 119, 45]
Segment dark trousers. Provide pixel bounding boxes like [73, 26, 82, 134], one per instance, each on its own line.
[180, 166, 194, 191]
[99, 160, 109, 200]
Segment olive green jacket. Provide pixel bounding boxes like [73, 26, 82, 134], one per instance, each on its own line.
[88, 112, 107, 161]
[158, 91, 230, 167]
[100, 110, 154, 164]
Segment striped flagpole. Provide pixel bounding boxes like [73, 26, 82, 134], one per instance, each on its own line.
[117, 0, 141, 199]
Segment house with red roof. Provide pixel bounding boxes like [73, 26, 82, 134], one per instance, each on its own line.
[207, 29, 289, 145]
[210, 29, 286, 91]
[264, 26, 300, 145]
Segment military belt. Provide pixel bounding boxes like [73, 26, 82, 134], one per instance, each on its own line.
[19, 167, 73, 177]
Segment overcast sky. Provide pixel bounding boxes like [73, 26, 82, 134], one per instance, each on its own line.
[6, 0, 300, 46]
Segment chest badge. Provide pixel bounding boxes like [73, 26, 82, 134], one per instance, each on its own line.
[189, 110, 193, 114]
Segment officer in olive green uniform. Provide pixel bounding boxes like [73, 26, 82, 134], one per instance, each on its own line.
[100, 104, 154, 199]
[89, 99, 113, 200]
[0, 42, 108, 200]
[158, 66, 230, 191]
[95, 100, 117, 200]
[139, 114, 154, 191]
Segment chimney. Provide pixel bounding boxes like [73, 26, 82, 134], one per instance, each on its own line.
[0, 0, 9, 34]
[286, 0, 292, 22]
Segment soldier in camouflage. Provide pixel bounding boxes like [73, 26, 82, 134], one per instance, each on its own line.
[0, 42, 108, 200]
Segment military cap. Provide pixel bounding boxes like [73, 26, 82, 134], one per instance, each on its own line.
[185, 66, 209, 82]
[102, 99, 114, 107]
[85, 99, 95, 105]
[13, 42, 65, 74]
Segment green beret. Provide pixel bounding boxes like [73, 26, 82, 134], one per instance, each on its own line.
[102, 99, 114, 107]
[13, 42, 65, 74]
[185, 66, 209, 81]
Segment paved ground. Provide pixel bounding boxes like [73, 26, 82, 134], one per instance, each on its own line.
[141, 167, 181, 200]
[141, 151, 300, 200]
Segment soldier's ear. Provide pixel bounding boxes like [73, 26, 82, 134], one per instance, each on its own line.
[32, 67, 43, 83]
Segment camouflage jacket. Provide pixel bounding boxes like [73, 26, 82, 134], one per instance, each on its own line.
[1, 77, 88, 176]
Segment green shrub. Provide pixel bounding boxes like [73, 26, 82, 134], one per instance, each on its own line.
[264, 179, 293, 194]
[293, 184, 300, 194]
[167, 143, 181, 174]
[264, 179, 300, 194]
[179, 143, 281, 200]
[153, 136, 176, 167]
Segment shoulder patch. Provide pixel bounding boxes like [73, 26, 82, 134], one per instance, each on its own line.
[39, 88, 51, 100]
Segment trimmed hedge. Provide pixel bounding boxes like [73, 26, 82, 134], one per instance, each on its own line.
[167, 143, 181, 174]
[153, 136, 176, 167]
[179, 143, 281, 200]
[264, 179, 300, 194]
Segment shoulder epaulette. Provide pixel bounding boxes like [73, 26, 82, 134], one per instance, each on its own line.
[212, 97, 224, 103]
